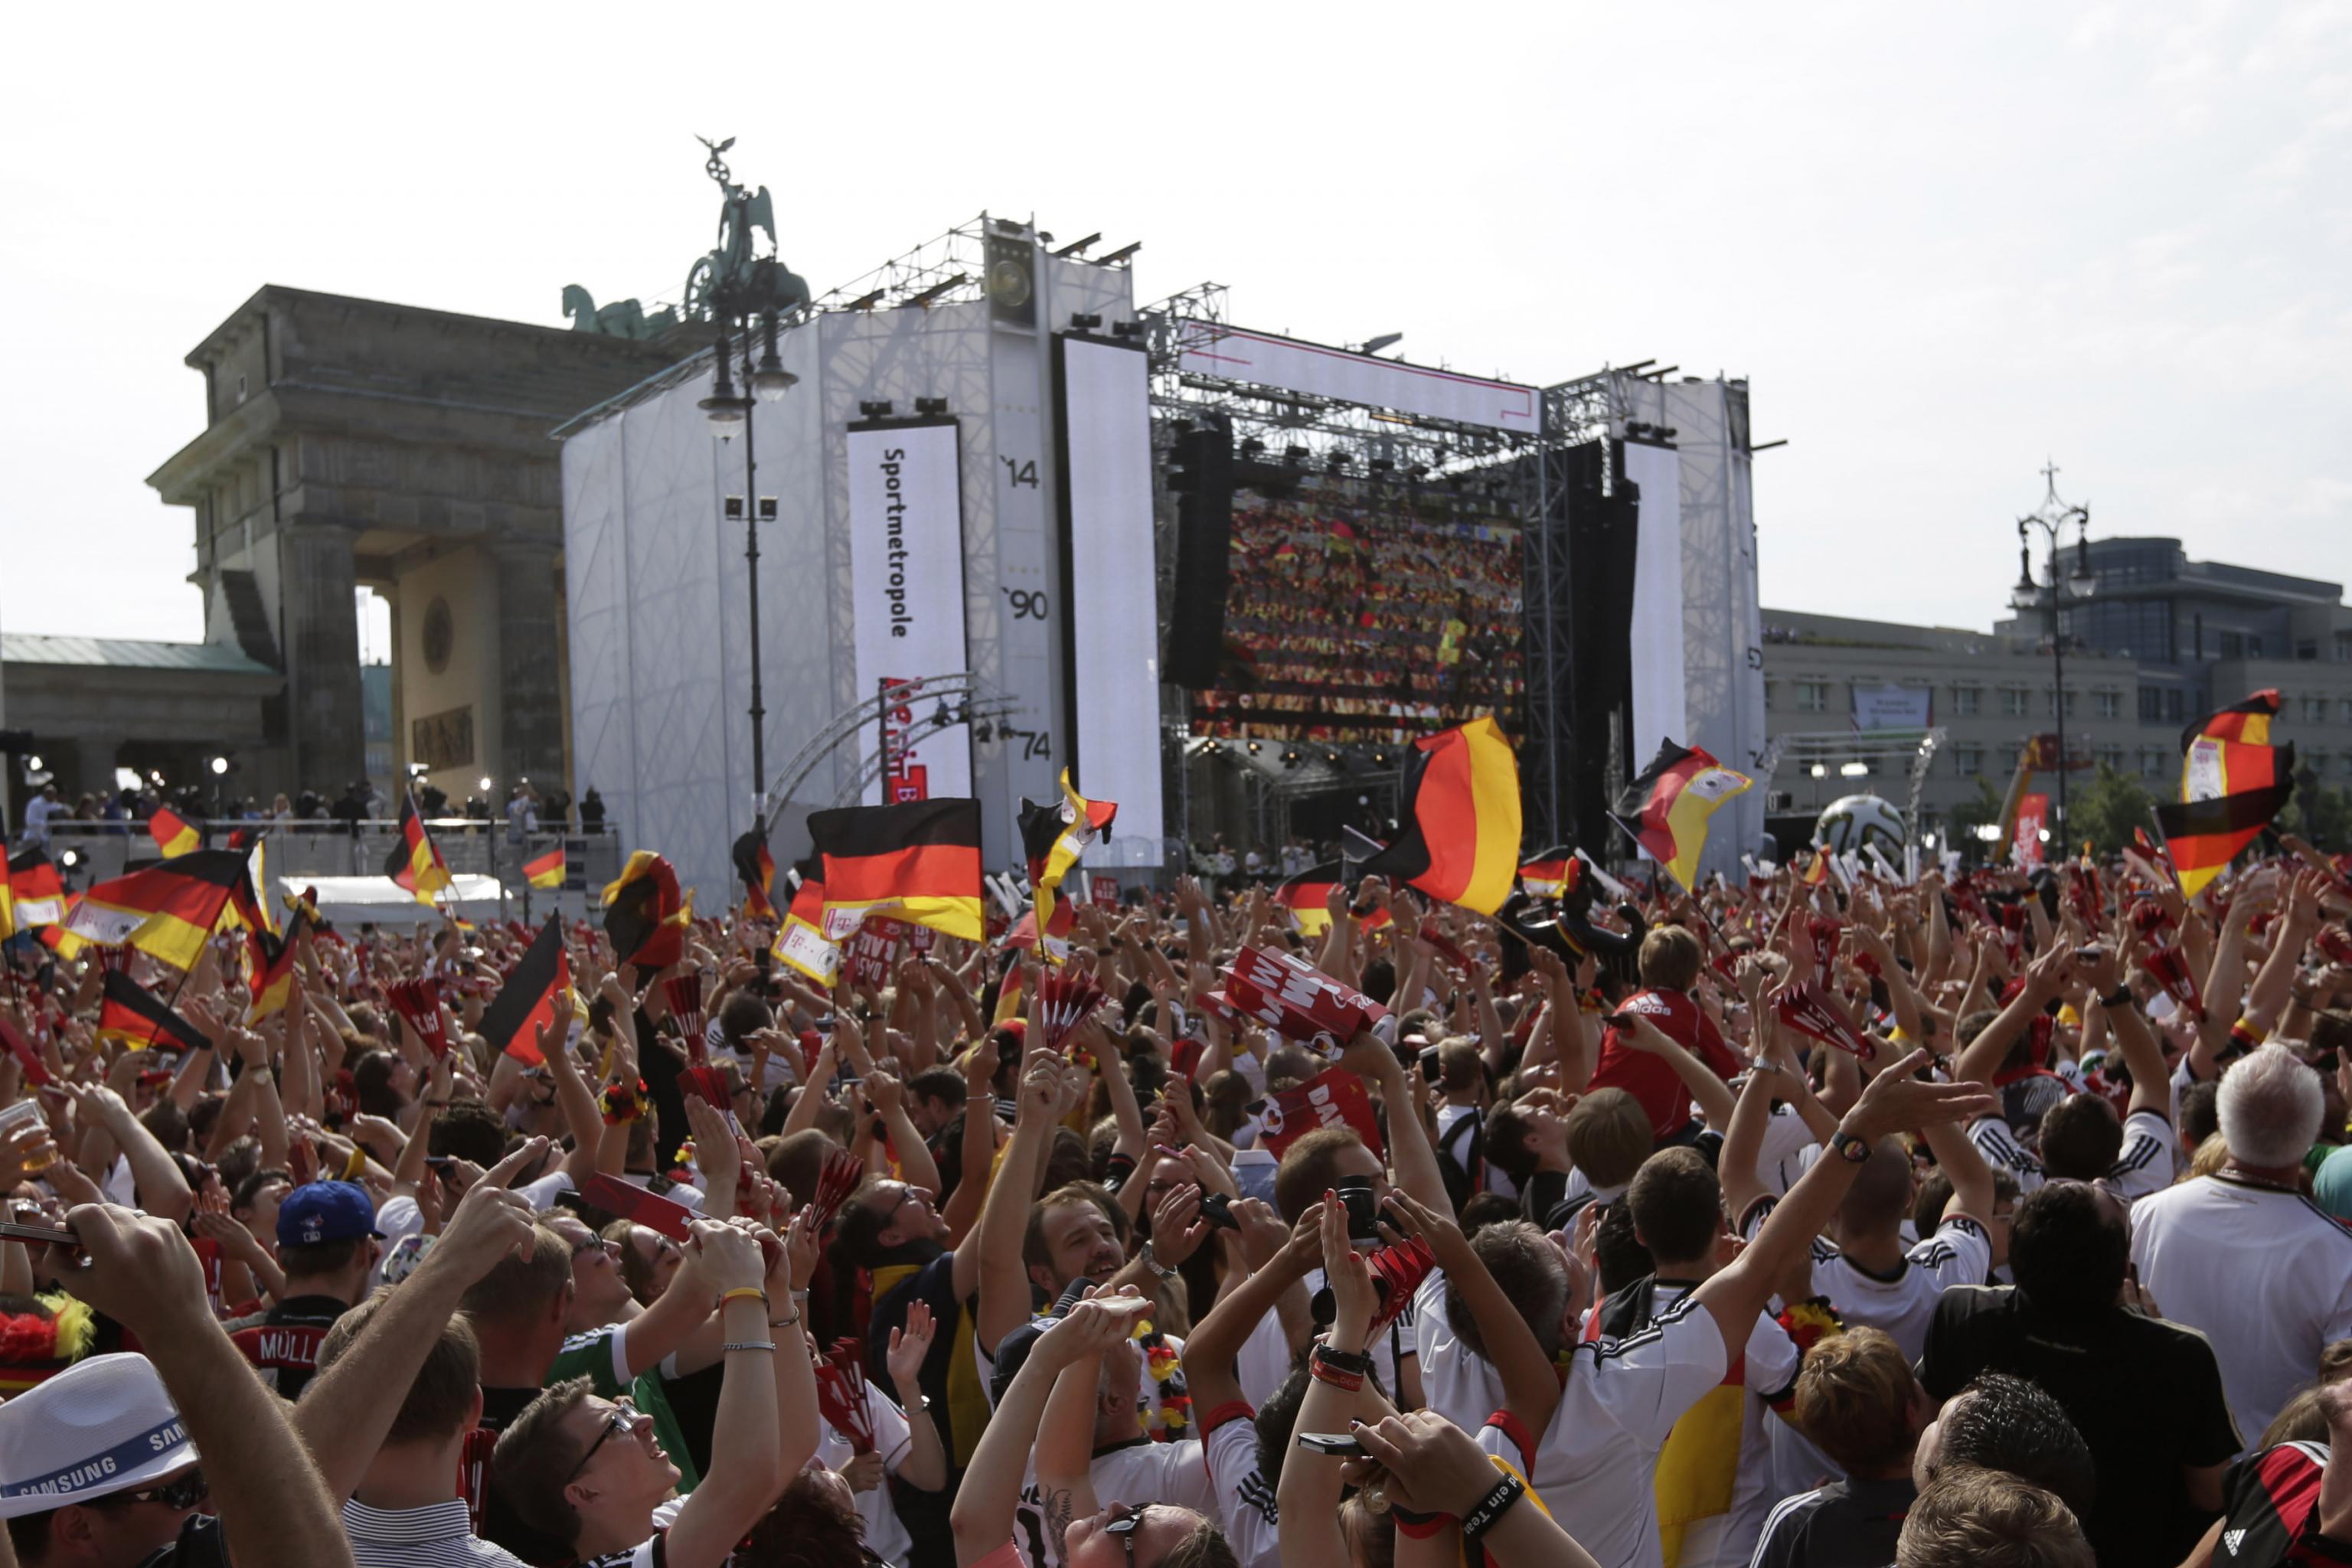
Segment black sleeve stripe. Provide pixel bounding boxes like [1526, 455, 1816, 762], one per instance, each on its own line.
[2109, 1136, 2167, 1178]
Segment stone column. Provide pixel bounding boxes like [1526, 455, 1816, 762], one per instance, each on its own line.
[71, 736, 120, 801]
[492, 541, 565, 788]
[278, 522, 365, 795]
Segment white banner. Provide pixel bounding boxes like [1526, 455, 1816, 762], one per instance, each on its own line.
[1625, 440, 1687, 759]
[846, 422, 972, 805]
[1060, 338, 1165, 859]
[1174, 320, 1538, 432]
[1851, 682, 1933, 730]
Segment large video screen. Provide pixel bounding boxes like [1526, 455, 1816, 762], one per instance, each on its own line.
[1188, 482, 1524, 743]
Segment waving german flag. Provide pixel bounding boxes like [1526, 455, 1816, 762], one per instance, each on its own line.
[384, 794, 451, 903]
[809, 799, 984, 943]
[524, 846, 567, 890]
[1612, 740, 1753, 893]
[5, 850, 66, 932]
[603, 852, 694, 970]
[147, 807, 200, 858]
[247, 910, 307, 1023]
[773, 864, 841, 985]
[2180, 688, 2279, 756]
[1359, 716, 1522, 915]
[732, 828, 778, 920]
[61, 850, 251, 972]
[479, 914, 571, 1064]
[96, 972, 210, 1053]
[2160, 737, 2294, 897]
[1275, 860, 1344, 936]
[1518, 847, 1578, 901]
[1017, 771, 1116, 956]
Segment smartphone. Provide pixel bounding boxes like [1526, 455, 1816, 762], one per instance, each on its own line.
[1199, 1192, 1239, 1233]
[1295, 1432, 1366, 1456]
[0, 1220, 79, 1251]
[1418, 1046, 1442, 1077]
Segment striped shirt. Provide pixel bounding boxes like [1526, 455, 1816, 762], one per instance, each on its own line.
[342, 1498, 530, 1568]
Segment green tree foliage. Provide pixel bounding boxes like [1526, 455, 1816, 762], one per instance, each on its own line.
[2067, 764, 2157, 859]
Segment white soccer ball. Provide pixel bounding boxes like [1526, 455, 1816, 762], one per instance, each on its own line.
[1814, 794, 1906, 858]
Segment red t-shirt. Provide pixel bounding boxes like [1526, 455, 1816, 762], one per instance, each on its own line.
[1587, 988, 1740, 1139]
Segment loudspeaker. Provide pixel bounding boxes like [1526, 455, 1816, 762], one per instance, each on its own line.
[1164, 417, 1236, 691]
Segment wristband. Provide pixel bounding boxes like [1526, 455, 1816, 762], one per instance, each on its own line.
[2097, 985, 2132, 1011]
[1459, 1473, 1526, 1540]
[341, 1146, 368, 1181]
[1308, 1361, 1364, 1393]
[771, 1306, 802, 1328]
[1389, 1506, 1448, 1539]
[1312, 1344, 1373, 1376]
[721, 1341, 778, 1354]
[720, 1286, 769, 1309]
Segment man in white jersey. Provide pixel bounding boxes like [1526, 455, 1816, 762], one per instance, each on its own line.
[2134, 1043, 2352, 1446]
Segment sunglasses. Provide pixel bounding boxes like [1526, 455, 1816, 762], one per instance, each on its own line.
[1106, 1502, 1146, 1568]
[570, 1234, 622, 1261]
[564, 1403, 644, 1483]
[97, 1470, 207, 1511]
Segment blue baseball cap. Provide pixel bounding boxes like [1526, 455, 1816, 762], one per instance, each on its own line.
[277, 1181, 383, 1247]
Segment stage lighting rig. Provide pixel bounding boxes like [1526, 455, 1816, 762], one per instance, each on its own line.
[1099, 241, 1142, 265]
[1053, 232, 1101, 258]
[1357, 333, 1403, 356]
[915, 397, 949, 416]
[844, 289, 887, 312]
[908, 273, 969, 309]
[860, 400, 894, 419]
[1071, 312, 1103, 330]
[1110, 321, 1142, 340]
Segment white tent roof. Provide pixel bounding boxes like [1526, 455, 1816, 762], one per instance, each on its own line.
[280, 875, 506, 929]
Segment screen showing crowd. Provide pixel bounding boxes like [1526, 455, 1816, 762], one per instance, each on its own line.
[1188, 482, 1525, 743]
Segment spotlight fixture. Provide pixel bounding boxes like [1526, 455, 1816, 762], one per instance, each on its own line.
[1240, 436, 1265, 458]
[1070, 312, 1103, 331]
[725, 496, 746, 520]
[1109, 320, 1142, 339]
[58, 848, 81, 871]
[844, 288, 887, 312]
[1808, 763, 1828, 778]
[859, 400, 894, 419]
[1247, 741, 1262, 754]
[1841, 761, 1870, 778]
[758, 497, 778, 521]
[907, 273, 969, 309]
[207, 754, 231, 776]
[1368, 458, 1394, 473]
[479, 776, 495, 792]
[973, 720, 995, 744]
[1325, 452, 1348, 472]
[1323, 751, 1340, 766]
[24, 754, 43, 773]
[1283, 446, 1310, 466]
[914, 397, 949, 416]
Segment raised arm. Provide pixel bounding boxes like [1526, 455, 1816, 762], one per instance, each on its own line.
[975, 1048, 1060, 1357]
[1615, 1012, 1736, 1132]
[1341, 1034, 1452, 1216]
[1387, 1191, 1560, 1435]
[660, 1223, 788, 1568]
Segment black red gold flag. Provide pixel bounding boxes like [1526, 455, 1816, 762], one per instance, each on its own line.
[602, 851, 694, 970]
[2180, 688, 2280, 754]
[772, 864, 840, 985]
[1358, 717, 1521, 915]
[478, 914, 570, 1064]
[247, 910, 308, 1022]
[61, 850, 250, 972]
[808, 799, 984, 943]
[1274, 860, 1346, 937]
[96, 972, 211, 1054]
[5, 850, 65, 931]
[147, 808, 200, 858]
[2158, 740, 2295, 897]
[1610, 740, 1754, 893]
[524, 846, 567, 891]
[383, 794, 451, 903]
[1517, 846, 1578, 900]
[1016, 770, 1116, 955]
[733, 827, 779, 920]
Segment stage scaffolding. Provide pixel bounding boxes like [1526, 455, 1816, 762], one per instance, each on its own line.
[1139, 299, 1683, 849]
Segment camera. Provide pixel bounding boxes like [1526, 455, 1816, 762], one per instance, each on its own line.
[1335, 1174, 1381, 1244]
[1199, 1191, 1239, 1233]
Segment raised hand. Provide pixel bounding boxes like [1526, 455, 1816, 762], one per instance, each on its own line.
[887, 1299, 936, 1393]
[1338, 1409, 1508, 1518]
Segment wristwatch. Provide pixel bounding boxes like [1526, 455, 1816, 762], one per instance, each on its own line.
[1139, 1242, 1178, 1282]
[1830, 1129, 1873, 1163]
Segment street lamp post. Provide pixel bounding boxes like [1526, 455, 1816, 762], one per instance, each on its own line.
[2009, 463, 2095, 835]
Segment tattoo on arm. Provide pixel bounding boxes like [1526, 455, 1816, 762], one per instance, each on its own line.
[1040, 1486, 1076, 1563]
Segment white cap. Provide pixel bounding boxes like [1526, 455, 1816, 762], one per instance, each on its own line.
[0, 1354, 199, 1517]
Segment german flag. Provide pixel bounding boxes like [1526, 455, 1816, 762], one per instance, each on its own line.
[1612, 740, 1754, 893]
[1358, 716, 1522, 915]
[773, 865, 840, 985]
[60, 851, 250, 972]
[1001, 897, 1075, 959]
[524, 846, 567, 891]
[1518, 847, 1578, 901]
[808, 799, 985, 943]
[602, 852, 694, 970]
[2159, 740, 2295, 897]
[147, 807, 200, 858]
[222, 837, 274, 939]
[2180, 688, 2280, 755]
[1017, 770, 1117, 956]
[1275, 860, 1345, 936]
[1801, 848, 1832, 889]
[6, 850, 65, 930]
[732, 827, 777, 921]
[478, 914, 570, 1064]
[247, 911, 306, 1023]
[96, 972, 209, 1053]
[382, 793, 451, 903]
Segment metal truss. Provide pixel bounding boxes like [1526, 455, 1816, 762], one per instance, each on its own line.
[1753, 728, 1948, 836]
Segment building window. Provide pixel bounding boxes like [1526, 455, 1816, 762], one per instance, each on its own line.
[1763, 681, 1777, 710]
[1795, 681, 1828, 713]
[2001, 686, 2030, 717]
[2340, 697, 2352, 725]
[2303, 696, 2328, 723]
[2094, 690, 2122, 719]
[2096, 746, 2125, 772]
[2220, 632, 2245, 658]
[2298, 640, 2319, 661]
[2001, 746, 2023, 773]
[2249, 637, 2265, 658]
[2341, 753, 2352, 777]
[1955, 746, 1984, 776]
[2337, 631, 2352, 663]
[2140, 748, 2167, 778]
[2046, 688, 2077, 718]
[1952, 686, 1981, 717]
[2165, 689, 2185, 723]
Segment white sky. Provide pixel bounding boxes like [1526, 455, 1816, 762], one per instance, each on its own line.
[2, 2, 2346, 650]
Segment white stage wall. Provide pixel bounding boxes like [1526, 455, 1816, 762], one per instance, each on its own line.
[1623, 439, 1688, 767]
[1055, 335, 1165, 865]
[845, 420, 972, 803]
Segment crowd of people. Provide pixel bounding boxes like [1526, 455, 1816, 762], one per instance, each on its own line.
[5, 828, 2352, 1567]
[1191, 498, 1524, 743]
